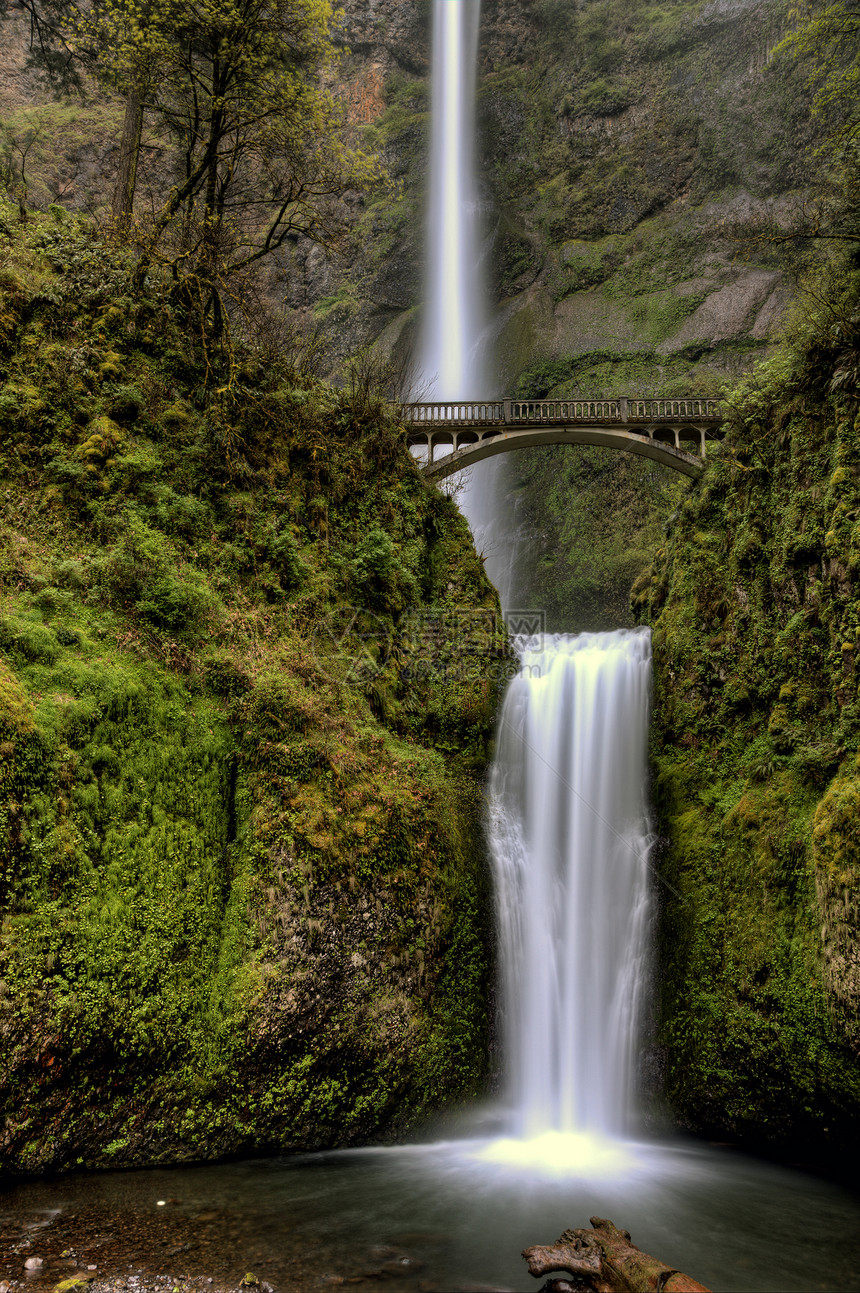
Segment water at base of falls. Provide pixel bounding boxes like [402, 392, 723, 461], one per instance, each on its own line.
[488, 630, 653, 1147]
[8, 1139, 860, 1292]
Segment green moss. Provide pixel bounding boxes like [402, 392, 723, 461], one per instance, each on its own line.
[0, 658, 35, 735]
[642, 332, 860, 1147]
[0, 205, 508, 1175]
[814, 776, 860, 886]
[313, 285, 360, 320]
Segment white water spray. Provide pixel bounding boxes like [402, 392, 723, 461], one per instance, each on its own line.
[487, 631, 653, 1150]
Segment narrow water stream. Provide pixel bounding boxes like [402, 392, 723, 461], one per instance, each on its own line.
[420, 0, 484, 401]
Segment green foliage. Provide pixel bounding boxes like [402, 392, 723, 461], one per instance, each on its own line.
[576, 76, 633, 116]
[92, 0, 383, 341]
[642, 294, 860, 1145]
[107, 383, 144, 423]
[352, 525, 398, 607]
[265, 525, 307, 592]
[0, 209, 506, 1174]
[778, 2, 860, 144]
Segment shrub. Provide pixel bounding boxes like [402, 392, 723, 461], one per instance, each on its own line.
[94, 515, 217, 637]
[54, 559, 88, 590]
[6, 621, 59, 664]
[266, 527, 307, 592]
[98, 352, 124, 381]
[160, 403, 197, 434]
[108, 385, 144, 424]
[200, 650, 252, 697]
[77, 416, 123, 470]
[135, 571, 214, 634]
[353, 525, 396, 590]
[33, 585, 75, 616]
[153, 488, 209, 541]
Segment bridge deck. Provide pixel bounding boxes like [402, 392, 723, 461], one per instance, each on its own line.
[402, 396, 724, 479]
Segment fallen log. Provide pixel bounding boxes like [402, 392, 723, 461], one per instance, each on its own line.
[522, 1217, 711, 1293]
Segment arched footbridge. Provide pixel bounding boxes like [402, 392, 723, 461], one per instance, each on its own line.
[403, 397, 725, 480]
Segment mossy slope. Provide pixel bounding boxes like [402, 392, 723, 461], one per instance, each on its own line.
[0, 207, 508, 1175]
[640, 345, 860, 1148]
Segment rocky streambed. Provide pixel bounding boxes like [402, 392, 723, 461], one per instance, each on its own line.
[0, 1173, 514, 1293]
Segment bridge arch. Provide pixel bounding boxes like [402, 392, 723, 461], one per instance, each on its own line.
[403, 397, 724, 481]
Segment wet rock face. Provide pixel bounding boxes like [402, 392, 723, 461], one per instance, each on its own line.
[334, 0, 539, 74]
[336, 0, 428, 73]
[480, 0, 540, 69]
[0, 10, 39, 110]
[307, 0, 807, 384]
[342, 63, 388, 125]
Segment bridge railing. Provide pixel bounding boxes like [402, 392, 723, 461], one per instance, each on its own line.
[509, 399, 621, 424]
[401, 396, 722, 427]
[625, 397, 721, 422]
[401, 401, 506, 425]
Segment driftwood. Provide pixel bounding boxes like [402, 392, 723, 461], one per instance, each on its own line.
[522, 1217, 711, 1293]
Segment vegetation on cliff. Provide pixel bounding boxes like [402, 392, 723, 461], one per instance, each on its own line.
[637, 2, 860, 1137]
[482, 0, 815, 632]
[643, 343, 860, 1146]
[0, 202, 507, 1174]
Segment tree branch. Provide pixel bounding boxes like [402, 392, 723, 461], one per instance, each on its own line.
[523, 1218, 711, 1293]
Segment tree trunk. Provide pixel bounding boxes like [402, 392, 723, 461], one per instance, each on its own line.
[522, 1218, 711, 1293]
[112, 83, 145, 224]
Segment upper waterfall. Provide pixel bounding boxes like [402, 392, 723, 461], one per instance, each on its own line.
[420, 0, 485, 400]
[418, 0, 521, 605]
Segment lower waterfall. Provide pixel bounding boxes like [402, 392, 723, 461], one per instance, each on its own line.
[487, 629, 654, 1148]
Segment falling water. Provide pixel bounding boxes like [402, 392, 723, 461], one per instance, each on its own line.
[488, 630, 654, 1148]
[421, 1, 655, 1156]
[421, 0, 484, 399]
[419, 0, 521, 603]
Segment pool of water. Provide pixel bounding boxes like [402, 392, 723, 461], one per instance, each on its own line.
[3, 1127, 859, 1292]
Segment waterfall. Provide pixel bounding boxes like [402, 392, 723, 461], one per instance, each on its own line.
[488, 631, 654, 1145]
[419, 0, 520, 604]
[421, 0, 484, 400]
[420, 3, 654, 1160]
